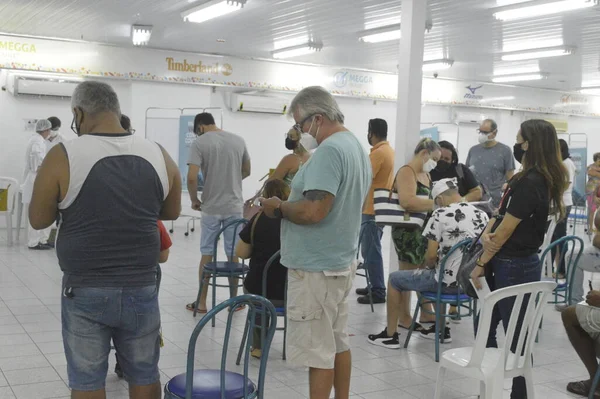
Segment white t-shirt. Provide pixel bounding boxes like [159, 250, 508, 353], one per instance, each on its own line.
[422, 202, 489, 285]
[563, 158, 576, 207]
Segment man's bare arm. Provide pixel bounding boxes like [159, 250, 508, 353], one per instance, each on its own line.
[29, 146, 67, 229]
[280, 190, 334, 225]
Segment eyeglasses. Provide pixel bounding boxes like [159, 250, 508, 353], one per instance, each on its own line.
[477, 129, 497, 134]
[292, 114, 317, 133]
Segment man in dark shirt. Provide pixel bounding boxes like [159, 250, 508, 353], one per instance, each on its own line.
[29, 81, 181, 399]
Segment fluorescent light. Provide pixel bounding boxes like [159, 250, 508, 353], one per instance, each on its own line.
[422, 59, 454, 71]
[582, 80, 600, 87]
[272, 42, 322, 59]
[501, 45, 575, 61]
[492, 73, 548, 83]
[494, 65, 540, 76]
[182, 0, 246, 24]
[131, 25, 152, 46]
[580, 88, 600, 95]
[359, 24, 401, 43]
[503, 38, 563, 53]
[494, 0, 598, 21]
[480, 96, 516, 102]
[496, 0, 530, 5]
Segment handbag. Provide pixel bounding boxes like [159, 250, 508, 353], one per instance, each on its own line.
[373, 166, 429, 228]
[456, 217, 501, 298]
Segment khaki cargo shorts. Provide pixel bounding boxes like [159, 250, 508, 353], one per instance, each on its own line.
[576, 303, 600, 357]
[286, 262, 357, 369]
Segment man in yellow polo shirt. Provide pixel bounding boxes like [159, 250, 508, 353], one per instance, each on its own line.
[357, 118, 395, 304]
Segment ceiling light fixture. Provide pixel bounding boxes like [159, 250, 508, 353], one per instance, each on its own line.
[182, 0, 247, 24]
[501, 45, 575, 61]
[480, 96, 516, 102]
[579, 87, 600, 95]
[358, 20, 432, 44]
[131, 25, 152, 46]
[491, 73, 548, 83]
[494, 0, 598, 21]
[272, 41, 323, 59]
[494, 65, 540, 76]
[422, 59, 454, 71]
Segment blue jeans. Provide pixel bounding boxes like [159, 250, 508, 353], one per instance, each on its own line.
[389, 268, 457, 294]
[61, 285, 161, 391]
[484, 254, 541, 399]
[361, 214, 385, 298]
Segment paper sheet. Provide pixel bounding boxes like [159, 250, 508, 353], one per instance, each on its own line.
[471, 277, 492, 316]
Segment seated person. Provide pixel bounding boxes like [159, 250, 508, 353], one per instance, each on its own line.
[368, 178, 489, 349]
[235, 179, 289, 359]
[430, 141, 483, 202]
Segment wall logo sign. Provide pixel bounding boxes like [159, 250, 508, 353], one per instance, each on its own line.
[464, 85, 483, 100]
[0, 41, 36, 53]
[334, 71, 373, 88]
[166, 57, 233, 76]
[560, 93, 588, 106]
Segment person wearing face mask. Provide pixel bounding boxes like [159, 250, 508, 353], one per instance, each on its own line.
[368, 178, 488, 348]
[28, 81, 181, 399]
[22, 119, 53, 250]
[355, 118, 394, 305]
[260, 86, 371, 399]
[470, 119, 568, 399]
[45, 116, 68, 152]
[269, 127, 311, 186]
[430, 140, 482, 202]
[466, 119, 515, 210]
[387, 138, 442, 331]
[186, 112, 251, 314]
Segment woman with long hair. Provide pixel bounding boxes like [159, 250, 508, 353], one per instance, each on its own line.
[471, 119, 568, 399]
[391, 138, 441, 331]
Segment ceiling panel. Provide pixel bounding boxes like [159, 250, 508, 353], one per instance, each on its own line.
[0, 0, 599, 91]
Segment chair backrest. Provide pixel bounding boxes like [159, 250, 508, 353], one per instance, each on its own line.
[540, 235, 584, 299]
[0, 177, 19, 214]
[469, 281, 556, 371]
[212, 218, 249, 261]
[184, 294, 277, 399]
[262, 250, 282, 298]
[436, 238, 472, 298]
[539, 214, 558, 269]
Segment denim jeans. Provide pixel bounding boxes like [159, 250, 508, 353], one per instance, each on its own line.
[361, 214, 385, 298]
[483, 254, 542, 399]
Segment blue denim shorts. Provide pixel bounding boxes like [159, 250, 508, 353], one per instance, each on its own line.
[389, 268, 457, 293]
[61, 285, 161, 391]
[200, 213, 242, 256]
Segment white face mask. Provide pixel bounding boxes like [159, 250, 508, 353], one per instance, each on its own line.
[50, 130, 59, 138]
[423, 159, 437, 173]
[478, 133, 492, 144]
[298, 118, 319, 151]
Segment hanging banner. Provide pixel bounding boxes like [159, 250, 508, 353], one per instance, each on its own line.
[570, 147, 588, 199]
[419, 126, 439, 142]
[2, 34, 600, 116]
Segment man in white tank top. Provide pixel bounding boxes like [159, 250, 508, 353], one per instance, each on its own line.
[28, 81, 181, 399]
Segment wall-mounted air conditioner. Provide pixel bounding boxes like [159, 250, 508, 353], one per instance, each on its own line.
[230, 93, 288, 115]
[453, 111, 489, 124]
[545, 119, 568, 133]
[5, 73, 81, 98]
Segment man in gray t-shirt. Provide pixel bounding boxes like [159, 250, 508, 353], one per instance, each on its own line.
[186, 112, 251, 313]
[466, 119, 515, 208]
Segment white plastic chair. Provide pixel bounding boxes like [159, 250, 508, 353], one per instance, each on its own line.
[434, 281, 556, 399]
[0, 177, 19, 246]
[540, 214, 558, 276]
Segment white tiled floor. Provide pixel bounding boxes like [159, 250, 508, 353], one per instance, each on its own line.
[0, 218, 592, 399]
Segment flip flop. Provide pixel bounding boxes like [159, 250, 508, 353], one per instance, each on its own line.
[186, 302, 207, 313]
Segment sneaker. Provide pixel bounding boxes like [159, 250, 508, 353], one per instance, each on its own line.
[367, 328, 400, 349]
[356, 287, 369, 296]
[420, 325, 452, 343]
[28, 243, 52, 250]
[357, 295, 385, 304]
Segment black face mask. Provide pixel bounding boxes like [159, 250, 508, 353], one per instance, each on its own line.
[285, 137, 298, 150]
[513, 143, 525, 164]
[435, 160, 452, 172]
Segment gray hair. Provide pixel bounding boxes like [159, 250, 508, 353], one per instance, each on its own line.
[414, 137, 441, 155]
[482, 118, 498, 132]
[71, 81, 121, 116]
[288, 86, 344, 124]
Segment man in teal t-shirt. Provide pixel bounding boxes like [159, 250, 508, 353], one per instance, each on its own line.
[260, 86, 371, 399]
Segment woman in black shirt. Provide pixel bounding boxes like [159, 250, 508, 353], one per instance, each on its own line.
[471, 119, 568, 399]
[235, 179, 289, 358]
[430, 140, 482, 202]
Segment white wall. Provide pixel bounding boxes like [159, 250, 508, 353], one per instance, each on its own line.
[2, 74, 600, 228]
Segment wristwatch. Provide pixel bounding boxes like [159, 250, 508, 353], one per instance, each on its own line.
[273, 203, 283, 219]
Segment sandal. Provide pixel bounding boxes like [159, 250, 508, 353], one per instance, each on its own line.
[186, 302, 207, 313]
[566, 380, 593, 397]
[228, 304, 247, 313]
